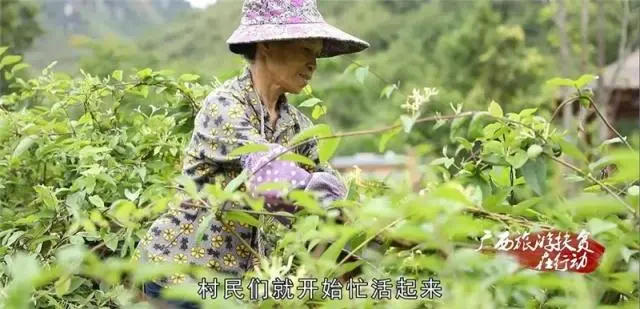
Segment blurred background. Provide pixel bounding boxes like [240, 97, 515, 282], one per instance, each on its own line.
[1, 0, 638, 177]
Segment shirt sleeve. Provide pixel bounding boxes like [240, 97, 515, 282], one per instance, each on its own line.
[187, 91, 312, 197]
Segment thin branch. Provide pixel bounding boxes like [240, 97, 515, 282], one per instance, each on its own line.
[335, 248, 387, 277]
[171, 185, 298, 220]
[247, 112, 477, 180]
[249, 111, 548, 181]
[332, 218, 403, 272]
[551, 96, 578, 121]
[550, 155, 636, 216]
[230, 209, 295, 218]
[318, 112, 476, 141]
[585, 96, 633, 149]
[227, 225, 262, 260]
[463, 207, 555, 230]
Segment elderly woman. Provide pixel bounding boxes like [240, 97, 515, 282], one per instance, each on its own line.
[136, 0, 369, 307]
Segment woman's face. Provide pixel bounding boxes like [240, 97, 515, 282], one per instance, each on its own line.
[259, 39, 323, 94]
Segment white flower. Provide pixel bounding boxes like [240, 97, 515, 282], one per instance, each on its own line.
[401, 86, 439, 116]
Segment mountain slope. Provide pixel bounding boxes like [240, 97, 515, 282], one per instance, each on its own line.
[24, 0, 193, 72]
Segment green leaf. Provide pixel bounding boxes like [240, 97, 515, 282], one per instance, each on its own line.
[139, 85, 149, 98]
[561, 195, 628, 220]
[400, 115, 415, 133]
[343, 63, 359, 75]
[13, 135, 36, 157]
[67, 277, 86, 295]
[224, 169, 248, 194]
[5, 231, 25, 246]
[88, 195, 105, 209]
[579, 97, 590, 108]
[14, 214, 40, 226]
[0, 55, 22, 69]
[299, 97, 322, 108]
[280, 153, 315, 167]
[482, 123, 503, 138]
[179, 73, 200, 82]
[378, 125, 402, 152]
[311, 104, 327, 119]
[10, 63, 29, 74]
[483, 190, 510, 213]
[132, 263, 190, 284]
[124, 188, 141, 201]
[195, 213, 215, 247]
[575, 74, 597, 88]
[527, 144, 543, 159]
[289, 190, 323, 214]
[355, 66, 369, 84]
[319, 137, 340, 163]
[488, 100, 503, 118]
[34, 185, 58, 210]
[229, 143, 269, 157]
[518, 108, 538, 117]
[521, 157, 546, 196]
[380, 84, 397, 99]
[109, 200, 136, 224]
[302, 84, 313, 95]
[176, 175, 198, 198]
[136, 68, 153, 79]
[586, 218, 617, 236]
[0, 46, 8, 56]
[546, 77, 575, 87]
[431, 157, 455, 169]
[56, 245, 86, 274]
[105, 236, 119, 251]
[112, 70, 123, 81]
[321, 229, 357, 263]
[290, 124, 331, 145]
[224, 211, 260, 227]
[490, 166, 511, 187]
[551, 136, 588, 163]
[511, 197, 541, 216]
[483, 140, 503, 155]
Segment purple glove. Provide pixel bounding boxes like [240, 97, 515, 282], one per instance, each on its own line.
[242, 144, 311, 212]
[240, 144, 348, 224]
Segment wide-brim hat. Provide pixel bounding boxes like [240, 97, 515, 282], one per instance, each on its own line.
[227, 0, 370, 58]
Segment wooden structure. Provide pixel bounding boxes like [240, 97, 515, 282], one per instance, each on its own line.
[556, 49, 639, 139]
[599, 49, 639, 129]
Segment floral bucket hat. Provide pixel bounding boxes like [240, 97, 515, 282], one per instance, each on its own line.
[227, 0, 370, 58]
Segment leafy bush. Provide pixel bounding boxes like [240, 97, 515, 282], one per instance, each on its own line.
[0, 48, 638, 309]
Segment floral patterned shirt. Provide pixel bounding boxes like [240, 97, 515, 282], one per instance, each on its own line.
[134, 66, 347, 287]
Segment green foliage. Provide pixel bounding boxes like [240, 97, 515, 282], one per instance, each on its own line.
[0, 0, 43, 95]
[1, 50, 639, 308]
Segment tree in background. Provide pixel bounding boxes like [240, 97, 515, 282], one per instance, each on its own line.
[70, 34, 160, 78]
[0, 0, 43, 94]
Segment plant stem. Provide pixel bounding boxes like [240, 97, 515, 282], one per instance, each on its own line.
[332, 218, 403, 272]
[464, 207, 555, 229]
[550, 155, 636, 215]
[171, 185, 298, 220]
[247, 112, 478, 180]
[585, 96, 633, 150]
[227, 226, 262, 260]
[230, 208, 295, 218]
[551, 96, 579, 121]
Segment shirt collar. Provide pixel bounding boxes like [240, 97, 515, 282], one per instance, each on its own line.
[237, 65, 297, 139]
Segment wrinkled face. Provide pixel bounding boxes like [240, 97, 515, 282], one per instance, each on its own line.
[258, 39, 323, 93]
